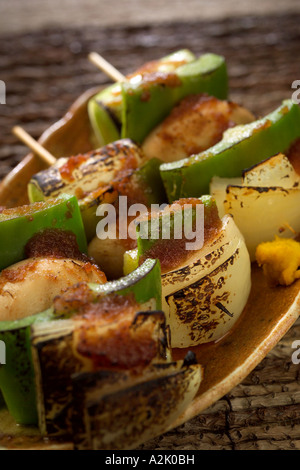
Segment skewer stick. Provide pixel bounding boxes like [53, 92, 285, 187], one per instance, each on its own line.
[88, 52, 125, 83]
[12, 126, 56, 166]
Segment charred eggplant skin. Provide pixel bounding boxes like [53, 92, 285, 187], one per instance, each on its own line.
[160, 100, 300, 201]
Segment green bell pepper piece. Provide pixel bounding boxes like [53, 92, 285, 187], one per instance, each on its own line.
[121, 53, 228, 144]
[160, 99, 300, 202]
[135, 195, 217, 261]
[88, 83, 122, 147]
[0, 309, 53, 424]
[88, 49, 196, 147]
[0, 194, 87, 271]
[128, 157, 167, 205]
[0, 390, 5, 408]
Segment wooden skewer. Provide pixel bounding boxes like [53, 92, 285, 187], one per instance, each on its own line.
[13, 53, 124, 167]
[12, 126, 56, 166]
[88, 52, 125, 83]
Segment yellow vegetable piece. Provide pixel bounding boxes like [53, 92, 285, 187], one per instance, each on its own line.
[256, 236, 300, 286]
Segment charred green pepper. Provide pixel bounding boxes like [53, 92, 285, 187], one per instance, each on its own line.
[121, 53, 228, 144]
[135, 196, 215, 259]
[0, 193, 87, 271]
[88, 83, 123, 147]
[160, 99, 300, 201]
[0, 309, 53, 424]
[88, 49, 196, 147]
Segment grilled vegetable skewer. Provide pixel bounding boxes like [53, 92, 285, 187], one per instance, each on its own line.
[0, 258, 160, 426]
[28, 139, 166, 244]
[4, 46, 300, 451]
[30, 258, 202, 448]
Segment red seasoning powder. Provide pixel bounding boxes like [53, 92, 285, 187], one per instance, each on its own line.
[25, 228, 88, 262]
[59, 154, 89, 182]
[72, 293, 158, 371]
[139, 198, 221, 273]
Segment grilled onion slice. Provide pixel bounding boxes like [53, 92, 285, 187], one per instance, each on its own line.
[72, 356, 202, 450]
[161, 214, 251, 347]
[133, 197, 251, 347]
[210, 153, 300, 260]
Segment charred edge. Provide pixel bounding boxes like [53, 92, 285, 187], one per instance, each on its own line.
[215, 302, 234, 318]
[131, 310, 166, 328]
[32, 168, 65, 197]
[71, 369, 125, 389]
[98, 101, 122, 133]
[182, 350, 198, 367]
[241, 154, 281, 176]
[226, 185, 289, 194]
[98, 259, 157, 296]
[131, 310, 170, 358]
[83, 185, 116, 208]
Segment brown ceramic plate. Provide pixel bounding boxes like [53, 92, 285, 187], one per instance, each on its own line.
[0, 89, 299, 450]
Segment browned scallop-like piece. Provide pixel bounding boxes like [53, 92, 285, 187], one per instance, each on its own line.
[142, 94, 255, 163]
